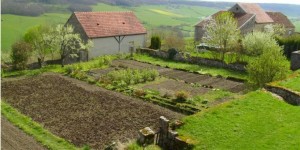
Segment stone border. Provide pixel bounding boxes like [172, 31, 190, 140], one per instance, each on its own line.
[139, 48, 247, 72]
[265, 85, 300, 105]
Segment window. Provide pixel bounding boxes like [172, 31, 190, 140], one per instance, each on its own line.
[288, 30, 292, 35]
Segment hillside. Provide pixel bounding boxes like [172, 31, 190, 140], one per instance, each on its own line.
[1, 3, 218, 53]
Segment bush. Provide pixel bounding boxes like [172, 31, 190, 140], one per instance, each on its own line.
[246, 45, 290, 87]
[10, 41, 32, 70]
[174, 90, 190, 103]
[149, 36, 161, 49]
[275, 35, 300, 59]
[242, 32, 279, 56]
[168, 48, 178, 60]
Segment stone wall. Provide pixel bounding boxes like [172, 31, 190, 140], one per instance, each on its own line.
[139, 48, 247, 72]
[138, 116, 194, 150]
[291, 50, 300, 71]
[265, 85, 300, 106]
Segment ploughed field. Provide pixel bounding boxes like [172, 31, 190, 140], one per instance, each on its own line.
[1, 74, 183, 149]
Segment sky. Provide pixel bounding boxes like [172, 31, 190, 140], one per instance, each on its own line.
[198, 0, 300, 5]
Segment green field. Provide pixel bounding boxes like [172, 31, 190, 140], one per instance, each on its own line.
[1, 3, 217, 54]
[177, 91, 300, 149]
[293, 21, 300, 32]
[1, 13, 70, 53]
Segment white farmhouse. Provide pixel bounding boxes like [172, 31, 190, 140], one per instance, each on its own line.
[66, 11, 147, 59]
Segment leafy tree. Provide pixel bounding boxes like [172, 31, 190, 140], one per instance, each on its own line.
[10, 41, 32, 70]
[246, 43, 289, 87]
[242, 32, 279, 56]
[203, 11, 241, 61]
[52, 24, 93, 67]
[24, 25, 54, 68]
[264, 24, 286, 37]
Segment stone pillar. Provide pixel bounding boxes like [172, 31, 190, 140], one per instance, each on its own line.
[291, 50, 300, 71]
[158, 116, 169, 148]
[138, 127, 155, 145]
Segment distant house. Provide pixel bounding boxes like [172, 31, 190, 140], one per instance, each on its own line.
[195, 3, 295, 41]
[66, 11, 147, 59]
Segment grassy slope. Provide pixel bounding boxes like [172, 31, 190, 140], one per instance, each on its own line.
[1, 13, 70, 53]
[1, 101, 79, 150]
[133, 54, 247, 80]
[177, 91, 300, 149]
[272, 70, 300, 92]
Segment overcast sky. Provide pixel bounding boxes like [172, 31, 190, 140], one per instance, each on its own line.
[199, 0, 300, 5]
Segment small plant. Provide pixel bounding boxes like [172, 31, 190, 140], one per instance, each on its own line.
[162, 90, 173, 99]
[174, 90, 190, 103]
[134, 89, 147, 97]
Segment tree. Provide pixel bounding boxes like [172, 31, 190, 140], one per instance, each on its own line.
[24, 25, 54, 68]
[164, 32, 185, 51]
[149, 36, 161, 49]
[264, 24, 286, 37]
[203, 12, 241, 61]
[10, 41, 32, 70]
[246, 42, 289, 87]
[53, 24, 93, 67]
[242, 31, 279, 56]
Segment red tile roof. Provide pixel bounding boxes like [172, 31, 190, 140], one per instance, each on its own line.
[266, 12, 295, 28]
[74, 11, 146, 38]
[195, 11, 254, 29]
[237, 3, 273, 23]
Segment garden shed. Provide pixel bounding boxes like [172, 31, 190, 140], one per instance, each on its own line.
[66, 11, 147, 59]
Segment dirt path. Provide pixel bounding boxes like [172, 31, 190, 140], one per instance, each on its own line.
[1, 117, 46, 150]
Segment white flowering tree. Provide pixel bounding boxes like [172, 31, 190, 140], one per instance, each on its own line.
[53, 24, 93, 67]
[242, 31, 278, 56]
[203, 11, 241, 61]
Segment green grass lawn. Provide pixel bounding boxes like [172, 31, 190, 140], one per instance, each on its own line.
[1, 101, 81, 150]
[177, 91, 300, 149]
[133, 54, 248, 80]
[1, 13, 70, 53]
[273, 70, 300, 92]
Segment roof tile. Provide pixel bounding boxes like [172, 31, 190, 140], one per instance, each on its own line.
[74, 11, 146, 38]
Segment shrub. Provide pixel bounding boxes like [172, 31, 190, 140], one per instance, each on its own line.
[174, 90, 190, 103]
[168, 48, 178, 60]
[275, 35, 300, 59]
[149, 36, 161, 49]
[246, 45, 290, 87]
[242, 32, 279, 56]
[10, 41, 32, 70]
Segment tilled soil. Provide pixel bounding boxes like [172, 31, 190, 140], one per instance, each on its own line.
[1, 74, 184, 149]
[1, 117, 46, 150]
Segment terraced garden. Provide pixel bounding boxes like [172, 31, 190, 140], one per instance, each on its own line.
[1, 73, 183, 149]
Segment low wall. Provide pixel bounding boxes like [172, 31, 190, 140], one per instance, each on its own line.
[139, 48, 246, 72]
[265, 85, 300, 106]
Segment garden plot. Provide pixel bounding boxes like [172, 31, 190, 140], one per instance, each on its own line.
[142, 79, 211, 97]
[110, 60, 246, 93]
[1, 74, 183, 149]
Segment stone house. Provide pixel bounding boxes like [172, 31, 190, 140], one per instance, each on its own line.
[195, 3, 295, 41]
[66, 11, 147, 59]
